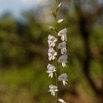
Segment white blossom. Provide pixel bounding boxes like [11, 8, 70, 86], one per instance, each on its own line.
[57, 19, 64, 23]
[58, 42, 67, 54]
[48, 84, 58, 96]
[58, 28, 67, 41]
[47, 64, 56, 78]
[58, 54, 67, 67]
[58, 99, 66, 103]
[58, 73, 68, 85]
[48, 48, 57, 61]
[48, 35, 57, 47]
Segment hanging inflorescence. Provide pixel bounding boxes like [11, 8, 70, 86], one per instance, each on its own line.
[47, 1, 68, 103]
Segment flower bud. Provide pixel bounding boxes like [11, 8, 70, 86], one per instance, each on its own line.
[57, 3, 62, 8]
[56, 3, 62, 11]
[57, 19, 64, 23]
[49, 26, 55, 31]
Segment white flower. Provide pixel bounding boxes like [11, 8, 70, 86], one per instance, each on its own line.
[48, 84, 58, 96]
[58, 42, 67, 54]
[58, 73, 68, 85]
[58, 54, 67, 67]
[58, 99, 66, 103]
[57, 19, 64, 23]
[47, 64, 56, 78]
[58, 28, 67, 41]
[48, 35, 57, 47]
[48, 48, 57, 61]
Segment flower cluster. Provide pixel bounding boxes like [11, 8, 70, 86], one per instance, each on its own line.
[46, 2, 68, 103]
[58, 28, 68, 67]
[48, 35, 57, 61]
[47, 28, 68, 89]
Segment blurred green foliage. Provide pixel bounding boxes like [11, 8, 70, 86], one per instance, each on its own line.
[0, 0, 103, 103]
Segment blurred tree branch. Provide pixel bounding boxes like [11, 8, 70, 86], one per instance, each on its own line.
[74, 0, 103, 102]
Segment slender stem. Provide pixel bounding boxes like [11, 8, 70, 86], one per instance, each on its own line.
[54, 0, 59, 103]
[55, 72, 58, 103]
[53, 12, 58, 103]
[55, 29, 58, 103]
[55, 19, 59, 103]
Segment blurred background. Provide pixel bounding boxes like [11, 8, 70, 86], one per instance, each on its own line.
[0, 0, 103, 103]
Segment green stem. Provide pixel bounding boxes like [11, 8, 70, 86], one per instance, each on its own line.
[55, 72, 58, 103]
[54, 37, 58, 100]
[54, 15, 58, 103]
[54, 0, 59, 103]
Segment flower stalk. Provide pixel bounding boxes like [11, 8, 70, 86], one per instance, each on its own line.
[47, 1, 68, 103]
